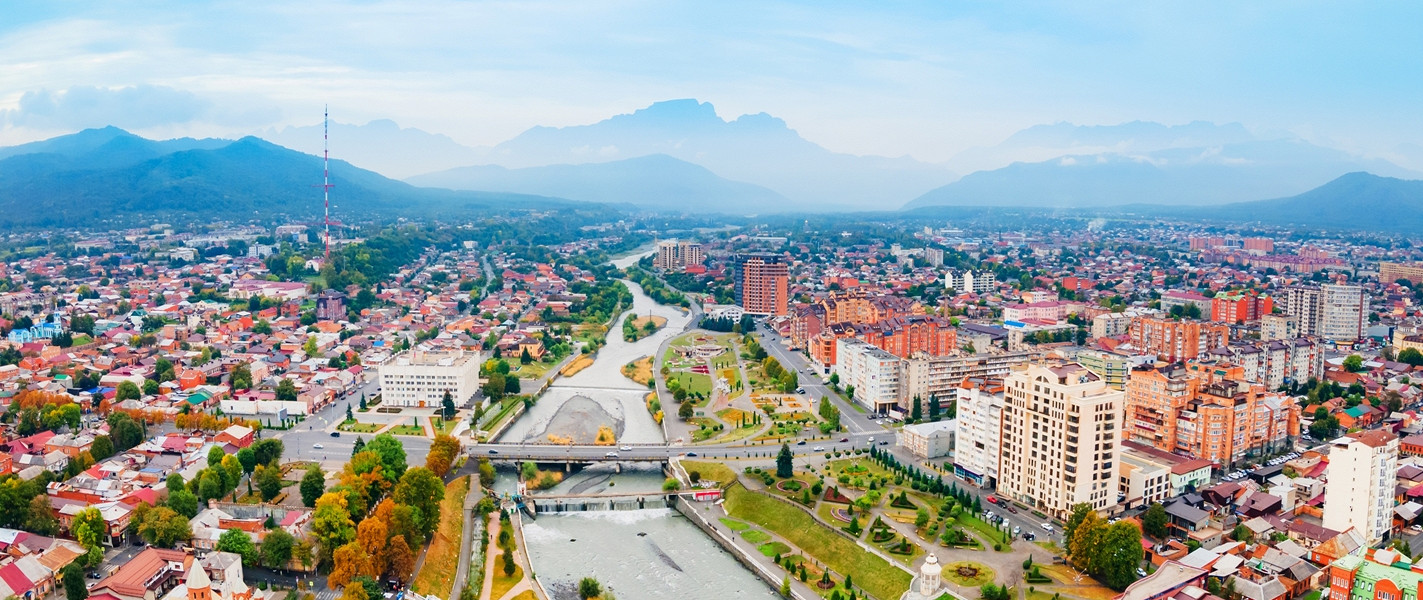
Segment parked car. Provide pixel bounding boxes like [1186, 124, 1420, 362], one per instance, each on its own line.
[986, 496, 998, 504]
[797, 440, 807, 445]
[813, 446, 825, 451]
[1004, 505, 1018, 514]
[488, 449, 499, 454]
[840, 438, 849, 442]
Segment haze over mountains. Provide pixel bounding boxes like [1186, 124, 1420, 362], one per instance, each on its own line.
[0, 127, 571, 228]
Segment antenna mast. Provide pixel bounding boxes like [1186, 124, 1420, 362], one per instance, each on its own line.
[322, 106, 333, 261]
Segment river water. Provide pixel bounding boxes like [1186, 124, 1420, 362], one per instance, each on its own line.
[499, 250, 773, 599]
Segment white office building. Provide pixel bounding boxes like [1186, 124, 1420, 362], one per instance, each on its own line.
[378, 348, 482, 408]
[953, 379, 1005, 488]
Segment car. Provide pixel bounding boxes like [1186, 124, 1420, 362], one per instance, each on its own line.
[986, 496, 998, 504]
[1012, 526, 1022, 535]
[1041, 523, 1054, 532]
[879, 440, 889, 445]
[1137, 568, 1148, 578]
[488, 449, 499, 455]
[797, 440, 807, 445]
[840, 438, 849, 443]
[795, 387, 805, 394]
[685, 452, 698, 457]
[605, 452, 619, 458]
[867, 436, 875, 443]
[1004, 505, 1018, 514]
[813, 446, 825, 451]
[1024, 533, 1037, 542]
[313, 443, 324, 449]
[330, 431, 341, 438]
[87, 573, 101, 580]
[619, 445, 632, 451]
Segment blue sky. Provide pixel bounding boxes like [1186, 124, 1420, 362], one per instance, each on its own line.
[1, 1, 1420, 164]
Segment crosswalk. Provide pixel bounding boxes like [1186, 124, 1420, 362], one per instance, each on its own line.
[313, 589, 340, 600]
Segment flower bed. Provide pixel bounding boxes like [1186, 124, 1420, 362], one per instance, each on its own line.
[830, 508, 852, 522]
[823, 486, 853, 504]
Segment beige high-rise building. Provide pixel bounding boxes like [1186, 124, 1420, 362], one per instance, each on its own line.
[1282, 284, 1367, 342]
[998, 363, 1124, 521]
[652, 240, 705, 271]
[1322, 430, 1398, 545]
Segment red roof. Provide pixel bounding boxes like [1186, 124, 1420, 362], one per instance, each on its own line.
[0, 562, 34, 594]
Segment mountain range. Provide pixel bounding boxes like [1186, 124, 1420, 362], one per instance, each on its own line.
[407, 154, 788, 214]
[0, 127, 574, 228]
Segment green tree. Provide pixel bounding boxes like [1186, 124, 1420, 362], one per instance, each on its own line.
[261, 528, 297, 570]
[116, 380, 141, 401]
[1099, 522, 1146, 590]
[208, 446, 227, 469]
[237, 447, 258, 475]
[230, 363, 253, 390]
[1062, 502, 1093, 548]
[1343, 354, 1365, 373]
[1400, 347, 1423, 366]
[364, 434, 408, 483]
[256, 463, 284, 501]
[776, 443, 794, 478]
[312, 492, 356, 565]
[166, 488, 200, 518]
[252, 439, 285, 465]
[63, 562, 88, 600]
[1142, 502, 1169, 539]
[301, 465, 327, 507]
[216, 528, 258, 566]
[441, 390, 455, 420]
[578, 577, 602, 600]
[72, 507, 106, 567]
[392, 467, 445, 540]
[90, 435, 115, 461]
[304, 336, 319, 357]
[1068, 511, 1106, 575]
[276, 378, 299, 402]
[138, 506, 193, 548]
[28, 494, 59, 535]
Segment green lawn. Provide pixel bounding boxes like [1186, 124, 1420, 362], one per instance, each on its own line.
[759, 541, 792, 557]
[719, 517, 750, 531]
[389, 424, 426, 436]
[724, 482, 912, 600]
[667, 372, 713, 396]
[338, 420, 381, 433]
[960, 513, 1012, 550]
[683, 461, 738, 487]
[741, 529, 771, 544]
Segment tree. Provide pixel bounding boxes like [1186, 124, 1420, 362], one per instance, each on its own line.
[230, 363, 253, 390]
[1099, 522, 1146, 591]
[116, 381, 141, 401]
[780, 576, 791, 598]
[1232, 523, 1254, 543]
[329, 542, 369, 589]
[237, 447, 258, 475]
[276, 378, 299, 402]
[356, 516, 389, 577]
[63, 562, 87, 600]
[441, 390, 455, 420]
[385, 535, 415, 583]
[302, 465, 327, 507]
[312, 493, 357, 565]
[138, 506, 193, 548]
[393, 468, 445, 540]
[426, 434, 460, 478]
[166, 488, 199, 518]
[364, 434, 408, 483]
[26, 494, 58, 535]
[1068, 512, 1106, 575]
[217, 528, 258, 566]
[1142, 502, 1169, 539]
[261, 528, 296, 570]
[90, 435, 114, 461]
[578, 577, 603, 600]
[208, 446, 227, 469]
[1400, 347, 1423, 366]
[252, 438, 285, 466]
[1343, 354, 1365, 373]
[478, 458, 496, 488]
[482, 373, 507, 400]
[776, 443, 794, 478]
[678, 401, 694, 419]
[256, 463, 284, 501]
[910, 395, 923, 422]
[72, 507, 106, 567]
[1062, 503, 1093, 548]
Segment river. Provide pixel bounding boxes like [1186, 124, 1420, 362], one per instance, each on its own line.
[497, 252, 773, 599]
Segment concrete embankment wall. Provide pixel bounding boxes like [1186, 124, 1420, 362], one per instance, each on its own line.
[671, 495, 810, 600]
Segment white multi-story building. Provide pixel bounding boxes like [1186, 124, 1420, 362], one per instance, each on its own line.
[1260, 314, 1299, 341]
[953, 379, 1005, 488]
[943, 269, 995, 295]
[378, 349, 482, 408]
[1091, 313, 1133, 339]
[998, 363, 1125, 520]
[899, 420, 956, 459]
[1282, 284, 1367, 342]
[834, 339, 901, 414]
[1323, 430, 1398, 545]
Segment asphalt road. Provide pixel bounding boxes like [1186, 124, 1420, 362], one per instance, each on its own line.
[272, 378, 433, 467]
[754, 323, 885, 434]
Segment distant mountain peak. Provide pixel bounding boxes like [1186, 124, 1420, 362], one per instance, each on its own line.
[627, 98, 721, 121]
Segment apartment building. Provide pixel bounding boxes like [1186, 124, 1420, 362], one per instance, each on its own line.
[1092, 312, 1133, 339]
[652, 240, 705, 271]
[1322, 430, 1399, 545]
[1197, 338, 1323, 390]
[953, 377, 1005, 488]
[1380, 261, 1423, 286]
[1125, 364, 1300, 468]
[943, 269, 995, 294]
[378, 348, 482, 408]
[898, 349, 1042, 407]
[1129, 317, 1230, 362]
[1260, 314, 1299, 342]
[856, 314, 958, 358]
[1075, 349, 1152, 390]
[735, 253, 789, 316]
[833, 339, 902, 414]
[998, 363, 1124, 520]
[1119, 446, 1173, 510]
[1282, 284, 1368, 342]
[1211, 290, 1272, 324]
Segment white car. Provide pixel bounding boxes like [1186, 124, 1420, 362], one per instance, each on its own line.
[813, 446, 825, 451]
[605, 451, 619, 458]
[313, 443, 324, 449]
[1041, 523, 1054, 533]
[619, 445, 632, 451]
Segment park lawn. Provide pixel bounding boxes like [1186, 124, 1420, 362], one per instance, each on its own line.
[960, 513, 1012, 550]
[719, 517, 750, 531]
[759, 541, 792, 557]
[741, 529, 771, 544]
[389, 424, 426, 437]
[826, 457, 894, 481]
[711, 422, 766, 445]
[682, 461, 738, 487]
[431, 417, 459, 435]
[943, 561, 996, 587]
[510, 359, 553, 380]
[338, 420, 381, 433]
[725, 482, 912, 600]
[411, 476, 470, 598]
[667, 372, 713, 396]
[689, 418, 722, 442]
[489, 562, 523, 600]
[572, 323, 607, 345]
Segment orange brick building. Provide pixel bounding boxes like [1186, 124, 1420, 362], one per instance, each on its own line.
[1129, 317, 1230, 362]
[1211, 290, 1273, 324]
[856, 315, 958, 358]
[1125, 363, 1300, 468]
[736, 254, 788, 316]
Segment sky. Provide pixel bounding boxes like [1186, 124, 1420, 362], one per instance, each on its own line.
[1, 1, 1421, 165]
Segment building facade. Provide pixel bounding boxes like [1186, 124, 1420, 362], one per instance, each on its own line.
[377, 349, 482, 408]
[1129, 317, 1230, 362]
[653, 240, 705, 271]
[736, 253, 789, 316]
[1211, 290, 1273, 324]
[1380, 261, 1423, 286]
[953, 378, 1005, 488]
[1125, 364, 1300, 468]
[900, 420, 956, 459]
[1322, 430, 1399, 545]
[1283, 285, 1368, 342]
[998, 363, 1124, 520]
[834, 339, 901, 414]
